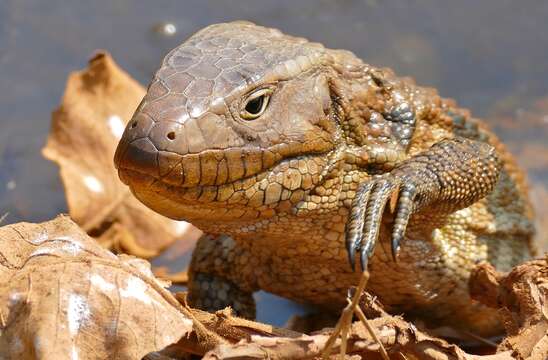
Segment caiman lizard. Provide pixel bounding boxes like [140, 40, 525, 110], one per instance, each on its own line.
[114, 22, 535, 337]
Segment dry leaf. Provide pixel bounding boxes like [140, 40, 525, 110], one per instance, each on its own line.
[42, 52, 199, 257]
[471, 257, 548, 360]
[0, 216, 193, 359]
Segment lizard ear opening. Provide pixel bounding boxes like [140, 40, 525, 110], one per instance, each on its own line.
[327, 77, 347, 126]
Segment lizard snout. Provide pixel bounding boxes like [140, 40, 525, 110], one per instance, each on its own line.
[114, 112, 186, 185]
[114, 109, 259, 189]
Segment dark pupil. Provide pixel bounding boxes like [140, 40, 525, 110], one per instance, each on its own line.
[245, 96, 264, 115]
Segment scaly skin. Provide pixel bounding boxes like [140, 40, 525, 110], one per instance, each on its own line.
[114, 22, 535, 337]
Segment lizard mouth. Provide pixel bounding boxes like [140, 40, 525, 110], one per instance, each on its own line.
[114, 123, 336, 221]
[117, 148, 332, 222]
[115, 135, 333, 190]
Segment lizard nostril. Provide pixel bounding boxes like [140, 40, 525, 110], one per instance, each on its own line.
[130, 121, 138, 129]
[167, 131, 176, 140]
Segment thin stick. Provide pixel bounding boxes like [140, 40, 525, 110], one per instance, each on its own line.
[339, 311, 350, 359]
[460, 330, 499, 348]
[321, 305, 349, 359]
[354, 302, 390, 360]
[321, 270, 370, 359]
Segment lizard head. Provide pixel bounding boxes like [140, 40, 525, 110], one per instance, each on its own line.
[115, 21, 361, 225]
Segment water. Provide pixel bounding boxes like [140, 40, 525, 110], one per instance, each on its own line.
[1, 0, 547, 326]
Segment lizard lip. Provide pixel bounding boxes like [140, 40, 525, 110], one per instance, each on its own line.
[115, 134, 334, 190]
[115, 137, 159, 181]
[115, 136, 279, 189]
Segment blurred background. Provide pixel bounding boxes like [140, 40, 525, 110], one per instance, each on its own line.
[1, 0, 547, 325]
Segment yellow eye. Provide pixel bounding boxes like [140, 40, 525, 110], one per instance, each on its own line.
[241, 89, 272, 120]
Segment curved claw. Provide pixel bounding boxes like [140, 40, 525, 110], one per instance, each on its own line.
[360, 247, 370, 272]
[359, 180, 397, 271]
[346, 238, 358, 272]
[390, 183, 416, 261]
[345, 182, 373, 271]
[391, 233, 402, 262]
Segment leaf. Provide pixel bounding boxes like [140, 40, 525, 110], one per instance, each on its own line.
[471, 257, 548, 360]
[0, 215, 193, 359]
[42, 52, 199, 257]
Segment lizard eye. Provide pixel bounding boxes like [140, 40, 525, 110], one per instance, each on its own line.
[241, 89, 272, 120]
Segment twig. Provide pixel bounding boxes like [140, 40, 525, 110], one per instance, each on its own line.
[322, 270, 370, 359]
[460, 330, 499, 348]
[354, 302, 390, 360]
[340, 310, 350, 359]
[320, 310, 345, 358]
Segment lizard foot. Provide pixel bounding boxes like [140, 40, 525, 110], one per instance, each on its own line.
[345, 174, 417, 271]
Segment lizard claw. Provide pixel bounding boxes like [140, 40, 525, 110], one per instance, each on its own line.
[345, 182, 373, 271]
[359, 178, 398, 270]
[345, 175, 414, 271]
[345, 176, 398, 271]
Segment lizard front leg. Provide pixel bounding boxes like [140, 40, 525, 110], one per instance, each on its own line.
[346, 137, 501, 270]
[187, 234, 257, 319]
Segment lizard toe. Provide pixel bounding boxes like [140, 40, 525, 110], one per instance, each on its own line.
[359, 178, 398, 271]
[390, 182, 416, 261]
[345, 182, 373, 271]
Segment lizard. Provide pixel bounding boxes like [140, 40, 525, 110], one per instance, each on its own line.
[113, 21, 536, 337]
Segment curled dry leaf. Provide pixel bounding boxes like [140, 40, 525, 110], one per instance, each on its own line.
[42, 52, 200, 258]
[0, 216, 194, 359]
[471, 256, 548, 360]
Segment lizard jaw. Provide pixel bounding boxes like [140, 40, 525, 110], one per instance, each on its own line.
[117, 150, 333, 223]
